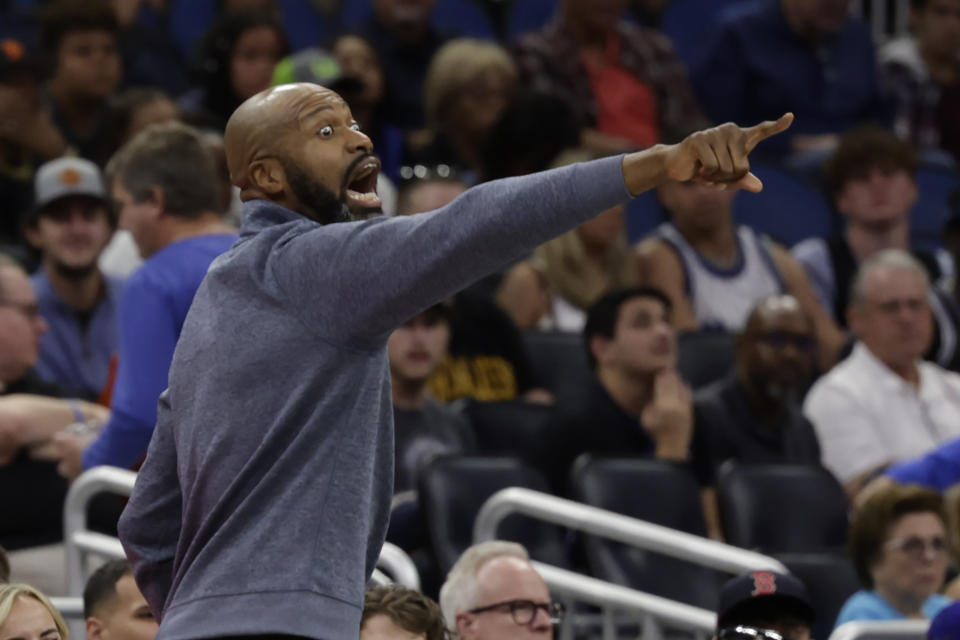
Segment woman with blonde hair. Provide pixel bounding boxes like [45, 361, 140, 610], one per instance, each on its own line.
[0, 583, 69, 640]
[408, 38, 517, 181]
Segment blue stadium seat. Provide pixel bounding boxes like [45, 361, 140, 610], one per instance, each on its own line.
[777, 552, 861, 640]
[505, 0, 557, 41]
[661, 0, 743, 69]
[676, 330, 735, 389]
[521, 330, 592, 400]
[624, 191, 668, 244]
[911, 166, 960, 252]
[169, 0, 217, 59]
[731, 164, 836, 246]
[276, 0, 328, 51]
[339, 0, 375, 29]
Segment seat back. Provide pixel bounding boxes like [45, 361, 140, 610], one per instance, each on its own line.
[732, 165, 836, 246]
[717, 464, 849, 553]
[571, 456, 722, 609]
[912, 166, 960, 251]
[776, 551, 861, 640]
[676, 330, 736, 389]
[419, 456, 570, 573]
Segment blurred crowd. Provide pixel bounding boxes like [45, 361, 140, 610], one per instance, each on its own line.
[2, 0, 960, 637]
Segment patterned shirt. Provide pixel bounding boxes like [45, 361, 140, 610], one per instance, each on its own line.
[512, 18, 707, 145]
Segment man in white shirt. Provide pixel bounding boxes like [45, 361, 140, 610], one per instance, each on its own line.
[804, 249, 960, 498]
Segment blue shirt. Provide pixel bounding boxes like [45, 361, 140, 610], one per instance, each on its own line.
[31, 268, 125, 398]
[691, 0, 885, 155]
[835, 590, 952, 628]
[83, 233, 236, 470]
[886, 437, 960, 491]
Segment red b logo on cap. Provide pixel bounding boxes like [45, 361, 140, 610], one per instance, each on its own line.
[751, 571, 777, 596]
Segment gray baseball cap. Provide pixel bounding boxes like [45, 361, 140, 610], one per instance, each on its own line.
[33, 157, 107, 212]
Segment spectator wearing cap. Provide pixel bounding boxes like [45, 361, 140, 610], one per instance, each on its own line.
[793, 126, 960, 371]
[880, 0, 960, 164]
[694, 296, 822, 484]
[804, 250, 960, 498]
[50, 122, 235, 482]
[512, 0, 708, 157]
[41, 0, 122, 166]
[837, 483, 951, 627]
[0, 38, 69, 248]
[692, 0, 885, 159]
[389, 303, 474, 494]
[716, 571, 816, 640]
[25, 157, 123, 399]
[929, 601, 960, 640]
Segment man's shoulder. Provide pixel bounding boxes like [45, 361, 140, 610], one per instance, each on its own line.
[805, 350, 874, 406]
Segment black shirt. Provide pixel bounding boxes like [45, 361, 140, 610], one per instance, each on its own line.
[393, 400, 475, 493]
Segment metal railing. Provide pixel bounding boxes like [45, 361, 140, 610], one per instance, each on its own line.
[828, 620, 930, 640]
[475, 487, 788, 575]
[63, 467, 421, 598]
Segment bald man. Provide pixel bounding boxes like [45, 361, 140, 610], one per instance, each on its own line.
[117, 82, 792, 640]
[694, 295, 822, 484]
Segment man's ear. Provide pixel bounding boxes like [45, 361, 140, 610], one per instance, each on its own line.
[589, 334, 614, 370]
[456, 612, 476, 638]
[86, 616, 104, 640]
[249, 158, 286, 197]
[143, 186, 166, 219]
[23, 223, 44, 251]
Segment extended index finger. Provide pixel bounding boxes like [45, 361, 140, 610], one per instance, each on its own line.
[744, 112, 794, 151]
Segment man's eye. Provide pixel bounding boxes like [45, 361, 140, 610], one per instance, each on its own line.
[349, 123, 361, 132]
[319, 125, 333, 137]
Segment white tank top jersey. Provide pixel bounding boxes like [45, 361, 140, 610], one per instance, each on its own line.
[655, 222, 785, 331]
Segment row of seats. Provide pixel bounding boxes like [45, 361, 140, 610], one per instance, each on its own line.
[625, 162, 960, 249]
[416, 456, 859, 640]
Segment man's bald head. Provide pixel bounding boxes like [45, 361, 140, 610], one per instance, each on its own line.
[737, 295, 815, 399]
[743, 295, 810, 335]
[224, 83, 346, 195]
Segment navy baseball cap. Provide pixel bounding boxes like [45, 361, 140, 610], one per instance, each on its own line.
[718, 571, 815, 630]
[929, 602, 960, 640]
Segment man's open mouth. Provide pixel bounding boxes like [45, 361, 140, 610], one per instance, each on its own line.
[345, 157, 382, 209]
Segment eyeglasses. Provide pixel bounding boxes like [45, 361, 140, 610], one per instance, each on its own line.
[885, 536, 949, 557]
[468, 599, 565, 626]
[718, 625, 784, 640]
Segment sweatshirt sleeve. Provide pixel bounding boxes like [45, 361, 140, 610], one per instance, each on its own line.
[117, 393, 181, 621]
[83, 272, 179, 469]
[272, 156, 631, 345]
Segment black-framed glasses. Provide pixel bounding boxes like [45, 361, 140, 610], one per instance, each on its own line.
[718, 625, 784, 640]
[468, 599, 565, 625]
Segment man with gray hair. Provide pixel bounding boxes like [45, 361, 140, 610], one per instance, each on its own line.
[438, 541, 561, 639]
[804, 249, 960, 498]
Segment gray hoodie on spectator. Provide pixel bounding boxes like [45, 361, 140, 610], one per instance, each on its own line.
[118, 155, 630, 640]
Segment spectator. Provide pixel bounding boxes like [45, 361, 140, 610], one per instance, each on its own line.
[113, 0, 189, 97]
[636, 174, 845, 367]
[880, 0, 960, 163]
[804, 250, 960, 499]
[389, 303, 474, 494]
[0, 583, 69, 640]
[394, 176, 550, 404]
[24, 157, 122, 399]
[361, 585, 445, 640]
[360, 0, 451, 132]
[51, 122, 236, 480]
[716, 571, 816, 640]
[330, 33, 405, 184]
[438, 541, 562, 640]
[180, 10, 288, 133]
[84, 559, 157, 640]
[837, 484, 951, 626]
[41, 0, 122, 165]
[108, 88, 181, 153]
[692, 0, 884, 157]
[497, 151, 637, 332]
[793, 126, 960, 369]
[0, 254, 53, 396]
[695, 296, 822, 482]
[929, 601, 960, 640]
[513, 0, 707, 156]
[407, 39, 516, 182]
[0, 38, 68, 247]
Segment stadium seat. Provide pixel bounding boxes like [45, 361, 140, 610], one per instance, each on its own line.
[911, 166, 960, 252]
[505, 0, 557, 41]
[777, 551, 861, 640]
[661, 0, 741, 69]
[717, 464, 849, 553]
[624, 190, 668, 244]
[521, 330, 593, 400]
[676, 330, 735, 389]
[465, 399, 553, 455]
[732, 165, 836, 247]
[418, 456, 570, 572]
[570, 456, 722, 609]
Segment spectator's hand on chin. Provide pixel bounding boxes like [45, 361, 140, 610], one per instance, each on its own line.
[52, 430, 95, 481]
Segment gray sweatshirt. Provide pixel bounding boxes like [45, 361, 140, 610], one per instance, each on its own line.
[117, 155, 630, 640]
